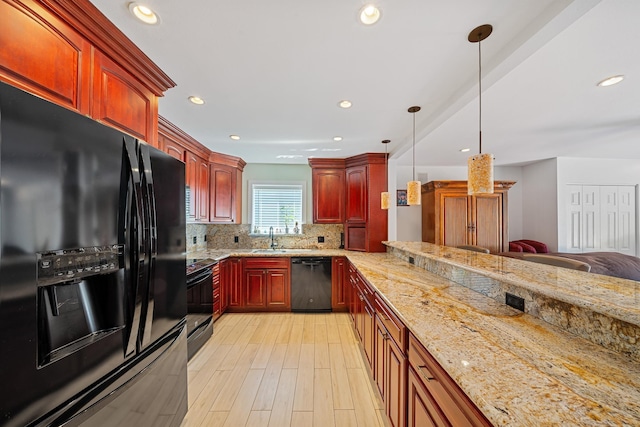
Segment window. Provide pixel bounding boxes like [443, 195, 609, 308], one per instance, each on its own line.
[249, 181, 304, 234]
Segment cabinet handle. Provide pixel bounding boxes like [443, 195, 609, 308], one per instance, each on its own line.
[467, 222, 476, 231]
[359, 294, 364, 301]
[416, 365, 435, 382]
[382, 332, 389, 340]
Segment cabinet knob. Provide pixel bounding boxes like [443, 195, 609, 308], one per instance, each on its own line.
[359, 294, 364, 301]
[416, 365, 435, 382]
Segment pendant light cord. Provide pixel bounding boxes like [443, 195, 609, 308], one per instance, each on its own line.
[478, 37, 482, 155]
[412, 111, 416, 180]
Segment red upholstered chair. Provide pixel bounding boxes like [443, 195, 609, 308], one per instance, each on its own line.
[515, 239, 549, 254]
[509, 242, 524, 252]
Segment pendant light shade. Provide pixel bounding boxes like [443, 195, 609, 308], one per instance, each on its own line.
[467, 24, 494, 195]
[407, 106, 421, 205]
[381, 139, 391, 210]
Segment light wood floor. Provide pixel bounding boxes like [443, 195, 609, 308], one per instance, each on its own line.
[180, 312, 387, 427]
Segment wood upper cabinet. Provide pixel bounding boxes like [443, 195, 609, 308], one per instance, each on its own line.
[185, 151, 199, 221]
[91, 51, 158, 145]
[0, 0, 174, 147]
[210, 153, 245, 224]
[309, 159, 345, 224]
[331, 256, 348, 311]
[197, 158, 210, 221]
[408, 333, 491, 427]
[345, 154, 388, 252]
[0, 0, 91, 113]
[421, 180, 515, 253]
[346, 165, 368, 222]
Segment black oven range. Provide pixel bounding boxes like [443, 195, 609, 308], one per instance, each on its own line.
[186, 258, 217, 359]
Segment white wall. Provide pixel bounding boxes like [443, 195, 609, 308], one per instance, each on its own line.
[391, 165, 523, 243]
[242, 164, 312, 224]
[521, 159, 559, 251]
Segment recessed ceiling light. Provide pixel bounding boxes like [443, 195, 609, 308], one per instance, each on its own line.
[333, 136, 343, 141]
[359, 5, 381, 25]
[128, 2, 159, 25]
[597, 75, 624, 87]
[460, 148, 471, 152]
[188, 96, 205, 105]
[338, 100, 352, 109]
[229, 135, 240, 141]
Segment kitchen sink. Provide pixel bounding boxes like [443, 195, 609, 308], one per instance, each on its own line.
[251, 248, 313, 254]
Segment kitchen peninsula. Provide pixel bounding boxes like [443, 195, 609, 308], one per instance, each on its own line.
[190, 243, 640, 426]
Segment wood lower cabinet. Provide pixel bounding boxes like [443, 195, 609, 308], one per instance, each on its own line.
[408, 334, 492, 427]
[212, 262, 221, 321]
[226, 258, 291, 312]
[227, 258, 243, 309]
[331, 256, 348, 311]
[374, 294, 407, 427]
[421, 180, 515, 253]
[218, 258, 230, 316]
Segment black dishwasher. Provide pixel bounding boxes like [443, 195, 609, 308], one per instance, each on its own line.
[291, 257, 332, 312]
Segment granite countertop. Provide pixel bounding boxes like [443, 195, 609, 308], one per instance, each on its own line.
[188, 245, 640, 425]
[347, 251, 640, 426]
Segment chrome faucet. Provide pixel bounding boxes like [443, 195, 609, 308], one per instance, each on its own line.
[269, 226, 277, 250]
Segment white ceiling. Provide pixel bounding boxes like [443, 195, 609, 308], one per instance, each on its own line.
[90, 0, 640, 167]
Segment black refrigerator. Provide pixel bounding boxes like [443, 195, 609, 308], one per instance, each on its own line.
[0, 82, 188, 426]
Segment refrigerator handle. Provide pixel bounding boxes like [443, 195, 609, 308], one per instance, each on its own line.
[123, 137, 147, 356]
[138, 143, 158, 348]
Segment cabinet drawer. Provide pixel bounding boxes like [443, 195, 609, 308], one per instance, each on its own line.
[244, 257, 290, 269]
[408, 334, 491, 427]
[374, 294, 406, 352]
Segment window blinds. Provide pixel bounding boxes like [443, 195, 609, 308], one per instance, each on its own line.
[251, 183, 303, 233]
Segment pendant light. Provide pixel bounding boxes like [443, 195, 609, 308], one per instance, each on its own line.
[467, 24, 494, 195]
[380, 139, 391, 209]
[407, 106, 421, 205]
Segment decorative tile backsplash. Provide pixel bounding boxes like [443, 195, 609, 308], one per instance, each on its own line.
[205, 223, 344, 250]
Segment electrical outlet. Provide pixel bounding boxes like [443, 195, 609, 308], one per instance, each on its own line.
[234, 236, 239, 243]
[204, 235, 207, 242]
[409, 256, 415, 264]
[318, 236, 325, 243]
[505, 293, 525, 312]
[192, 236, 197, 244]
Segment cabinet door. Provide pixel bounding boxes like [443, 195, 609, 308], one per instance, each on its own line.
[331, 257, 348, 311]
[228, 258, 242, 308]
[185, 151, 198, 221]
[159, 134, 186, 161]
[219, 259, 229, 314]
[375, 317, 387, 401]
[313, 168, 345, 223]
[441, 193, 471, 248]
[244, 269, 266, 308]
[408, 367, 447, 427]
[197, 159, 210, 221]
[266, 269, 290, 309]
[472, 193, 503, 253]
[346, 165, 367, 222]
[386, 338, 407, 427]
[210, 164, 237, 223]
[0, 0, 91, 114]
[92, 51, 157, 146]
[362, 299, 375, 370]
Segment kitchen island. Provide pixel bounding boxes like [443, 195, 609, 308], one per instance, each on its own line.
[188, 244, 640, 426]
